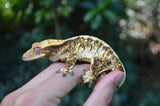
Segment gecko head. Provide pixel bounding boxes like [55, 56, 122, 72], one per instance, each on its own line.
[22, 42, 50, 61]
[22, 39, 64, 61]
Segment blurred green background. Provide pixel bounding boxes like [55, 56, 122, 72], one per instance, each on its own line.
[0, 0, 160, 105]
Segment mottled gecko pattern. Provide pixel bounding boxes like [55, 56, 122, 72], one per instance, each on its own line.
[22, 35, 126, 88]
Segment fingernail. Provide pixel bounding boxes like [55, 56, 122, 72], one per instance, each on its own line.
[114, 72, 124, 89]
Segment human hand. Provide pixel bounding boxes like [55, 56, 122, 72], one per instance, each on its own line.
[1, 62, 124, 106]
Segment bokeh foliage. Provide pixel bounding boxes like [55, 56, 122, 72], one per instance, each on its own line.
[0, 0, 160, 105]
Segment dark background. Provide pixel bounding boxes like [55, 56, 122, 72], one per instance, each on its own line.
[0, 0, 160, 105]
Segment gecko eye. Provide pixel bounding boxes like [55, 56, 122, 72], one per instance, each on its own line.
[34, 47, 40, 54]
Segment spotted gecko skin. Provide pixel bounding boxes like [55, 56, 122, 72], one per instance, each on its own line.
[22, 35, 126, 88]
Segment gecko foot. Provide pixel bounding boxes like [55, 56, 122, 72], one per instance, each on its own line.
[80, 70, 96, 88]
[57, 68, 74, 77]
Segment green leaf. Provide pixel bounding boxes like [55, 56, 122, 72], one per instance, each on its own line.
[91, 14, 102, 30]
[45, 11, 55, 20]
[103, 10, 117, 21]
[83, 9, 98, 22]
[98, 0, 111, 10]
[15, 10, 23, 22]
[57, 5, 73, 18]
[35, 10, 44, 24]
[39, 0, 53, 8]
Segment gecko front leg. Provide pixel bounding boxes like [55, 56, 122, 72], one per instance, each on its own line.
[56, 53, 77, 76]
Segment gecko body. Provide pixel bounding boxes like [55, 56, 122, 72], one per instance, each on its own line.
[22, 35, 126, 88]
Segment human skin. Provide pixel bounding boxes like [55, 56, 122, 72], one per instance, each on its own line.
[1, 62, 124, 106]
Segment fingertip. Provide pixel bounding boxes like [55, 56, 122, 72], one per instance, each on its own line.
[95, 70, 124, 89]
[84, 70, 124, 106]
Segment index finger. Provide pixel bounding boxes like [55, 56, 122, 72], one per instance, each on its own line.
[12, 63, 90, 105]
[1, 63, 90, 106]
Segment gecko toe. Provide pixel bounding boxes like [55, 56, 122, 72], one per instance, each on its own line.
[83, 69, 87, 72]
[79, 75, 83, 79]
[63, 73, 67, 77]
[69, 71, 74, 76]
[56, 70, 60, 73]
[88, 82, 93, 88]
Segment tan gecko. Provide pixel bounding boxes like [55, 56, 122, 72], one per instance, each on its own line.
[22, 35, 126, 88]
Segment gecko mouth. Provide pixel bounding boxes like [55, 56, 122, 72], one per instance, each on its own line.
[22, 53, 45, 61]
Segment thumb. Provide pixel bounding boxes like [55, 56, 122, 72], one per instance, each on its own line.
[84, 70, 124, 106]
